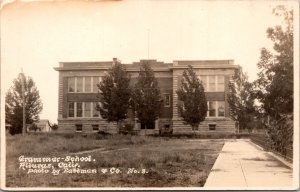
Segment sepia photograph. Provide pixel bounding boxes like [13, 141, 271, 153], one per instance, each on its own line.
[0, 0, 299, 190]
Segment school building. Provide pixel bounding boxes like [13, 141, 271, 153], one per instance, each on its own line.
[54, 58, 239, 134]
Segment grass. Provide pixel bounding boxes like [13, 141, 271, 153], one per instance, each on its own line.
[6, 132, 155, 157]
[6, 132, 224, 188]
[155, 132, 250, 139]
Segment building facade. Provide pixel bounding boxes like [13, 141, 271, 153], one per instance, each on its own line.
[54, 58, 239, 134]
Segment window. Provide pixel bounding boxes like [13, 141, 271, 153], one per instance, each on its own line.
[68, 77, 101, 93]
[217, 76, 225, 92]
[84, 102, 92, 117]
[164, 94, 171, 107]
[68, 102, 101, 118]
[85, 77, 92, 92]
[76, 124, 83, 132]
[92, 124, 99, 131]
[208, 101, 216, 117]
[93, 77, 100, 93]
[76, 77, 83, 92]
[218, 101, 225, 117]
[207, 101, 225, 117]
[68, 102, 75, 117]
[208, 76, 216, 92]
[202, 75, 225, 92]
[92, 102, 101, 117]
[199, 76, 207, 91]
[68, 77, 75, 92]
[209, 124, 216, 131]
[76, 102, 83, 117]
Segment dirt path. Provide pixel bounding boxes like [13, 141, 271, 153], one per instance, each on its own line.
[67, 147, 130, 156]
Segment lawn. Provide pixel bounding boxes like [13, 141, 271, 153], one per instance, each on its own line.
[6, 132, 224, 188]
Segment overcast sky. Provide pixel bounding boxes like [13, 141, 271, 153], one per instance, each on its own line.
[1, 0, 297, 123]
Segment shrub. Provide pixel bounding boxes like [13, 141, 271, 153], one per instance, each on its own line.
[51, 124, 58, 131]
[119, 124, 134, 135]
[97, 130, 111, 137]
[28, 123, 39, 132]
[266, 115, 293, 157]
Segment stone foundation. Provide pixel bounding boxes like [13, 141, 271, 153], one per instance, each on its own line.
[57, 117, 235, 135]
[57, 118, 118, 134]
[172, 117, 236, 134]
[158, 118, 173, 130]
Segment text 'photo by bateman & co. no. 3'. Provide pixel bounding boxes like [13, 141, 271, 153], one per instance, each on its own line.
[1, 0, 299, 190]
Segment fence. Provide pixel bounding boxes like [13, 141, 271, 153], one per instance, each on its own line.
[250, 133, 293, 162]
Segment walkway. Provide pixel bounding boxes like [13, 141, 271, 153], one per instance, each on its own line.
[204, 139, 294, 190]
[66, 147, 129, 156]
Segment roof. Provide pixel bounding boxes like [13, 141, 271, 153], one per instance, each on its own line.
[36, 119, 49, 125]
[54, 59, 239, 71]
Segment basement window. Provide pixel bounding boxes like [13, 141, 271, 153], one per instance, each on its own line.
[209, 124, 216, 131]
[92, 124, 99, 131]
[75, 124, 83, 132]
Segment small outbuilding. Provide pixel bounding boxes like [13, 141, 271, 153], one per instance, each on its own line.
[27, 119, 52, 132]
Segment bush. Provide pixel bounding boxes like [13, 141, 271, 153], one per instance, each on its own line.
[159, 127, 173, 136]
[51, 123, 58, 131]
[119, 124, 134, 135]
[266, 115, 293, 157]
[28, 123, 39, 132]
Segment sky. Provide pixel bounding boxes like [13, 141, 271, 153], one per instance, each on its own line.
[0, 0, 298, 123]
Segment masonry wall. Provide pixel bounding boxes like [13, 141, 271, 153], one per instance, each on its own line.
[129, 76, 173, 119]
[56, 60, 238, 134]
[57, 69, 110, 132]
[57, 119, 118, 134]
[57, 65, 173, 133]
[172, 68, 236, 133]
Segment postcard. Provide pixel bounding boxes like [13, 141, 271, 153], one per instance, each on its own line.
[1, 0, 299, 190]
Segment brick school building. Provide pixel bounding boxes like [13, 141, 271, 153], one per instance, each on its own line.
[54, 58, 239, 134]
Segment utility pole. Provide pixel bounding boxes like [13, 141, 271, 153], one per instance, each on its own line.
[20, 69, 26, 135]
[147, 28, 150, 59]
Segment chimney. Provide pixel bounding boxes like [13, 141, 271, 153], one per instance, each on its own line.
[112, 58, 120, 66]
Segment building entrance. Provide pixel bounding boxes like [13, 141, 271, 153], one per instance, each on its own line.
[140, 121, 155, 129]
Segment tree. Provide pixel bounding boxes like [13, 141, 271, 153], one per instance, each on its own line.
[97, 62, 131, 128]
[176, 65, 207, 135]
[5, 73, 43, 135]
[227, 67, 256, 132]
[48, 121, 58, 131]
[254, 6, 293, 119]
[132, 63, 163, 130]
[50, 123, 59, 131]
[253, 6, 293, 156]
